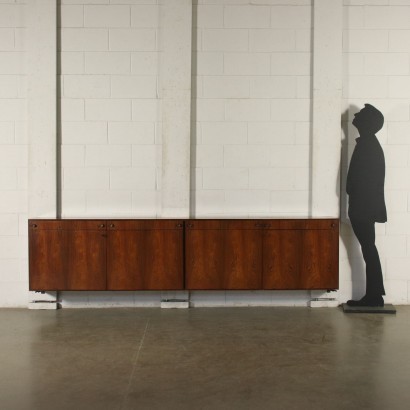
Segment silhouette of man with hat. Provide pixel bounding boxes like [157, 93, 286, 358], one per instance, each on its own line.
[346, 104, 386, 307]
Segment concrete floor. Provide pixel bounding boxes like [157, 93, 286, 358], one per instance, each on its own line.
[0, 307, 410, 410]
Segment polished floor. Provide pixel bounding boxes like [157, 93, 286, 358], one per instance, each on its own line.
[1, 306, 410, 410]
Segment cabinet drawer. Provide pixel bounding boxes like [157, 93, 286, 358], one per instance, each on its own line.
[29, 220, 65, 230]
[66, 220, 107, 230]
[185, 220, 223, 230]
[265, 219, 338, 230]
[186, 220, 263, 230]
[107, 220, 184, 230]
[29, 220, 107, 231]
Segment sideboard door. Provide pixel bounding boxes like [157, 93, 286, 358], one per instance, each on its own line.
[66, 221, 107, 290]
[262, 220, 339, 290]
[29, 220, 107, 291]
[29, 221, 67, 291]
[262, 229, 301, 289]
[300, 227, 339, 289]
[107, 220, 184, 290]
[185, 220, 262, 290]
[184, 221, 224, 290]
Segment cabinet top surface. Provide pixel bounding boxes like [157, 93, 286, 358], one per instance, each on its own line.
[29, 217, 339, 221]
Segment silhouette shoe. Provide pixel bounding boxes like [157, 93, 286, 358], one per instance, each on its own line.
[346, 295, 384, 307]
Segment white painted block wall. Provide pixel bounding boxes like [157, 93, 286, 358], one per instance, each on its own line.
[340, 0, 410, 305]
[1, 0, 410, 307]
[59, 0, 161, 218]
[192, 0, 312, 217]
[0, 1, 28, 307]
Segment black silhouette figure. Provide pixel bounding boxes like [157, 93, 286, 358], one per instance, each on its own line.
[346, 104, 386, 307]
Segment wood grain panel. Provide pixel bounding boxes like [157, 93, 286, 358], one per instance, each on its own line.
[263, 230, 301, 289]
[263, 223, 339, 290]
[67, 220, 106, 231]
[28, 218, 339, 292]
[107, 227, 183, 290]
[300, 229, 339, 289]
[66, 230, 107, 290]
[185, 225, 262, 290]
[29, 228, 67, 290]
[276, 219, 337, 230]
[29, 220, 65, 230]
[223, 220, 262, 230]
[185, 228, 224, 289]
[223, 229, 262, 289]
[107, 230, 145, 290]
[108, 220, 183, 231]
[185, 220, 224, 230]
[143, 229, 183, 290]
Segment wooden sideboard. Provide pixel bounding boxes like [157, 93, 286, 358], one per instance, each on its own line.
[29, 218, 339, 291]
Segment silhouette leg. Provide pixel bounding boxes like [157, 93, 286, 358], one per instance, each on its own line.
[347, 217, 385, 306]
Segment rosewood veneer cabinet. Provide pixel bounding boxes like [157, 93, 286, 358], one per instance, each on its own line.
[29, 218, 339, 292]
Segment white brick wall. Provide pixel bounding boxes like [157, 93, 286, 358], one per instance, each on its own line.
[342, 1, 410, 304]
[61, 28, 109, 51]
[59, 1, 160, 217]
[0, 2, 28, 306]
[193, 0, 312, 218]
[85, 52, 130, 74]
[2, 0, 410, 307]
